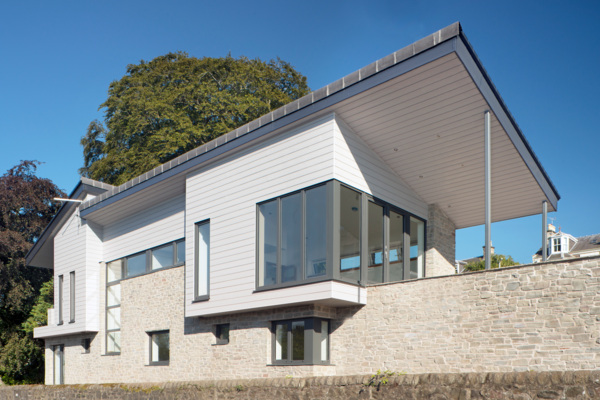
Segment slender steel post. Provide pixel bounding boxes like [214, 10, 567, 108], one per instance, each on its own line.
[542, 200, 548, 262]
[484, 111, 491, 270]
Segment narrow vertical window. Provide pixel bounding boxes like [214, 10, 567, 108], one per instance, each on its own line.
[388, 211, 404, 282]
[69, 271, 75, 323]
[305, 185, 327, 278]
[339, 186, 361, 283]
[258, 200, 278, 287]
[106, 260, 122, 354]
[195, 220, 210, 299]
[320, 320, 329, 362]
[281, 193, 302, 283]
[367, 202, 384, 284]
[215, 323, 230, 345]
[52, 344, 64, 384]
[58, 275, 64, 325]
[409, 217, 425, 279]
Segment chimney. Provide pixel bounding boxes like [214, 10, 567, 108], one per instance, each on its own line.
[482, 242, 495, 259]
[547, 224, 556, 234]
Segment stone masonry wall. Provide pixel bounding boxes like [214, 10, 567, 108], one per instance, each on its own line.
[45, 256, 600, 384]
[425, 203, 456, 277]
[4, 372, 600, 399]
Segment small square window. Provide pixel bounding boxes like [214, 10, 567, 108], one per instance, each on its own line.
[215, 323, 230, 345]
[82, 338, 91, 354]
[149, 331, 169, 365]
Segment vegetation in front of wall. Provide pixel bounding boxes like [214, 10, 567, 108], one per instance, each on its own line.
[364, 369, 406, 391]
[463, 254, 520, 272]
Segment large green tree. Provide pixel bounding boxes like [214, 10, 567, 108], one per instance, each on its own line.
[463, 253, 520, 272]
[0, 161, 64, 384]
[80, 52, 310, 185]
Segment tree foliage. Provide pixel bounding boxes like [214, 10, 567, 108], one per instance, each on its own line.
[463, 254, 520, 272]
[80, 52, 311, 185]
[0, 161, 64, 384]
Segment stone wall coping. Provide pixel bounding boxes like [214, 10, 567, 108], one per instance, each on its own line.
[4, 371, 600, 391]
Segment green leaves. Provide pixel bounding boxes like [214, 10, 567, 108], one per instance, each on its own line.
[80, 52, 310, 185]
[463, 254, 520, 272]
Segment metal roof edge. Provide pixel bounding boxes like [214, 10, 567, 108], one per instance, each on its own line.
[455, 30, 560, 204]
[80, 22, 463, 213]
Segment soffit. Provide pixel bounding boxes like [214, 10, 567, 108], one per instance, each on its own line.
[334, 52, 554, 229]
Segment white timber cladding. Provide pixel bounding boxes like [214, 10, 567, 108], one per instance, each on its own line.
[102, 194, 185, 262]
[35, 194, 103, 338]
[184, 113, 422, 317]
[332, 116, 427, 219]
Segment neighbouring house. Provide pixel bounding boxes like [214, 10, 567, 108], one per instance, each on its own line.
[532, 224, 600, 263]
[27, 22, 560, 385]
[455, 244, 496, 273]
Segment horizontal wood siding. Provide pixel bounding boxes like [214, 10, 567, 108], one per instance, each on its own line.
[333, 116, 428, 218]
[185, 114, 337, 316]
[102, 194, 185, 262]
[85, 221, 102, 330]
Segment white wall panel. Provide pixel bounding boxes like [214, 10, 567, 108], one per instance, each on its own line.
[103, 194, 185, 262]
[185, 114, 337, 316]
[333, 116, 428, 218]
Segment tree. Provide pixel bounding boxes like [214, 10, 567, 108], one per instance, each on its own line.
[463, 253, 520, 272]
[0, 161, 64, 384]
[80, 52, 311, 185]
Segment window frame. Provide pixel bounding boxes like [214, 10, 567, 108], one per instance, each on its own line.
[69, 271, 75, 323]
[148, 330, 170, 366]
[52, 344, 64, 385]
[255, 180, 426, 291]
[194, 220, 210, 302]
[214, 323, 230, 345]
[270, 317, 330, 365]
[81, 338, 91, 354]
[57, 275, 64, 325]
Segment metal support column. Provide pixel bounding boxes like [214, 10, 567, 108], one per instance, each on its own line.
[542, 200, 548, 262]
[484, 111, 492, 270]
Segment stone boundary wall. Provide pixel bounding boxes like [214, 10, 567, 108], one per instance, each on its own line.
[2, 371, 600, 399]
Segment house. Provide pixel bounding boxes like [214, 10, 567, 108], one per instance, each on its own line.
[455, 244, 495, 273]
[532, 224, 600, 263]
[27, 22, 560, 385]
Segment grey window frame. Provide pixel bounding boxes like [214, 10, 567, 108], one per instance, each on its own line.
[256, 180, 426, 290]
[194, 220, 210, 302]
[270, 317, 330, 365]
[148, 330, 170, 366]
[69, 271, 75, 323]
[81, 338, 91, 354]
[214, 323, 229, 345]
[57, 275, 64, 325]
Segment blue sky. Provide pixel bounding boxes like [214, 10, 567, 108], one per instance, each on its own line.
[1, 1, 598, 264]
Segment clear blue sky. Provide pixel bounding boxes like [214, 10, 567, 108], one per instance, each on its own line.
[1, 1, 598, 264]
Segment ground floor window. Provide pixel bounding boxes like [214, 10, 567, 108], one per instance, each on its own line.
[271, 318, 329, 365]
[149, 330, 169, 365]
[52, 344, 64, 384]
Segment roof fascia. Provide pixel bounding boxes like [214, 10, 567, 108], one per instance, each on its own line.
[25, 181, 108, 267]
[81, 38, 458, 218]
[454, 33, 560, 210]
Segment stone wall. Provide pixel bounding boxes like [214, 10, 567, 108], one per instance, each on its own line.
[3, 371, 600, 399]
[44, 256, 600, 384]
[425, 203, 456, 277]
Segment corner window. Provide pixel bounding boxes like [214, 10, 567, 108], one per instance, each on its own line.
[149, 331, 169, 365]
[215, 323, 229, 345]
[257, 180, 426, 289]
[195, 221, 210, 300]
[272, 318, 329, 365]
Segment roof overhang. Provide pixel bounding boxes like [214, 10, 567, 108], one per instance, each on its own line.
[26, 178, 114, 268]
[78, 22, 558, 230]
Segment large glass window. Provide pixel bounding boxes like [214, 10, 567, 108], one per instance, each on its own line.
[258, 184, 328, 288]
[195, 221, 210, 299]
[272, 318, 329, 365]
[149, 331, 169, 365]
[257, 180, 426, 289]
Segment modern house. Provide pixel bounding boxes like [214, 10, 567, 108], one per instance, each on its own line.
[27, 22, 560, 385]
[532, 224, 600, 263]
